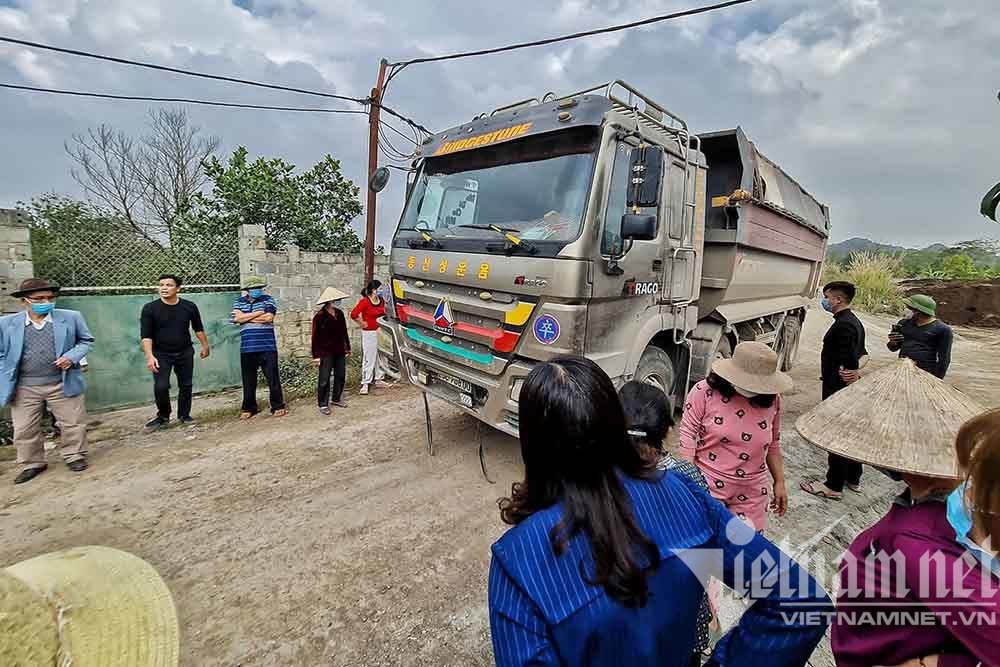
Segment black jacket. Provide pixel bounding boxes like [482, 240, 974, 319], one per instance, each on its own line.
[821, 309, 867, 398]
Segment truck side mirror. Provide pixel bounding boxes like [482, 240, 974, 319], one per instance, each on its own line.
[626, 145, 663, 208]
[621, 213, 657, 241]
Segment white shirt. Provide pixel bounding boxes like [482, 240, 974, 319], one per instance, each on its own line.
[23, 311, 53, 331]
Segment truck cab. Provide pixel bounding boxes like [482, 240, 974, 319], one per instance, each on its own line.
[378, 81, 828, 437]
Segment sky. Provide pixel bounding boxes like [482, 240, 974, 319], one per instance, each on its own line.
[0, 0, 998, 249]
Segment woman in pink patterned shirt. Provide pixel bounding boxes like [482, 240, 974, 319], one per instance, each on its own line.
[679, 342, 792, 533]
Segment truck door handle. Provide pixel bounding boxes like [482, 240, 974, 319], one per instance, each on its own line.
[652, 259, 663, 272]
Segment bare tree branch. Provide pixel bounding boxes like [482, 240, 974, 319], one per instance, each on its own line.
[141, 108, 220, 240]
[64, 109, 220, 245]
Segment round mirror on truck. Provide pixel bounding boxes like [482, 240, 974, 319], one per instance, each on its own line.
[369, 166, 391, 193]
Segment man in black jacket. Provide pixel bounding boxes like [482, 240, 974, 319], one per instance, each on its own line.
[801, 281, 867, 501]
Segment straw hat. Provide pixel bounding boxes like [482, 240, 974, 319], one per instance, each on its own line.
[316, 286, 350, 305]
[712, 341, 793, 395]
[796, 359, 984, 479]
[0, 545, 179, 666]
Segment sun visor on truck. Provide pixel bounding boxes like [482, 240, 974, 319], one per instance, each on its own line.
[418, 95, 613, 159]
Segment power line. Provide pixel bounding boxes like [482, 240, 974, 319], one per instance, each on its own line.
[0, 35, 368, 105]
[0, 82, 370, 114]
[388, 0, 754, 68]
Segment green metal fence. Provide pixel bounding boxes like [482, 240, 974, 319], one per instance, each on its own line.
[58, 291, 243, 412]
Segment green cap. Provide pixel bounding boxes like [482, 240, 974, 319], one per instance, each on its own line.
[241, 276, 268, 291]
[902, 294, 936, 317]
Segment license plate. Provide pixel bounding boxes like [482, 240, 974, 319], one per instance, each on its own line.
[434, 372, 472, 394]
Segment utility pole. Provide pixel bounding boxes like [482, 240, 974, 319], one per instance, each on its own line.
[364, 59, 388, 284]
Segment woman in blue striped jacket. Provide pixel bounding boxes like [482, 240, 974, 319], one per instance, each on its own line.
[488, 356, 831, 667]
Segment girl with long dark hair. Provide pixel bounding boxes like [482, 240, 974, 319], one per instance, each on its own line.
[488, 356, 831, 667]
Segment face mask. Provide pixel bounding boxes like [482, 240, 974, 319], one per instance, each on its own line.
[947, 482, 999, 575]
[821, 297, 835, 313]
[30, 302, 54, 315]
[249, 289, 264, 299]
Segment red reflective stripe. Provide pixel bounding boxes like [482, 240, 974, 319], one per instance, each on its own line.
[396, 304, 520, 352]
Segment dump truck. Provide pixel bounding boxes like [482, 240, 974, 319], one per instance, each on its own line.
[378, 81, 829, 437]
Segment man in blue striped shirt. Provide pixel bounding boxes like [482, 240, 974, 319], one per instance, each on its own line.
[232, 277, 286, 419]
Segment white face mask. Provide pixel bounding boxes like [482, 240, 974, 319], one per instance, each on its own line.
[735, 387, 759, 398]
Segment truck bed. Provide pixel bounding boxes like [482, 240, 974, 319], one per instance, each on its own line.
[696, 127, 829, 321]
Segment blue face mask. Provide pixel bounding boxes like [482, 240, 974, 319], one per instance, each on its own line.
[248, 289, 264, 299]
[821, 297, 834, 313]
[30, 302, 54, 315]
[947, 482, 999, 575]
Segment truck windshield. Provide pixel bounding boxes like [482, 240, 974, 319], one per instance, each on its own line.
[395, 127, 598, 255]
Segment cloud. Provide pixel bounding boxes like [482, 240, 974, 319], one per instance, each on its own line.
[0, 0, 997, 252]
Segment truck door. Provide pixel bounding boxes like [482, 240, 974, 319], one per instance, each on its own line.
[585, 139, 665, 379]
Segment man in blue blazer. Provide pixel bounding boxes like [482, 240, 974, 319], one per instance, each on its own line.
[1, 278, 94, 484]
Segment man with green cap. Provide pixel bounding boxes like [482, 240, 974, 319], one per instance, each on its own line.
[887, 294, 953, 379]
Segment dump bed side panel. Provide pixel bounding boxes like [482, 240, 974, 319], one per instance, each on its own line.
[697, 128, 829, 320]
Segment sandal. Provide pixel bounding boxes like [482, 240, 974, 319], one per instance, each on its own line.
[239, 411, 254, 421]
[273, 409, 288, 418]
[847, 484, 861, 493]
[800, 480, 842, 501]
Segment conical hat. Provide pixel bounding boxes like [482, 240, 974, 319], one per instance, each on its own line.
[316, 287, 350, 305]
[796, 359, 984, 479]
[1, 545, 179, 666]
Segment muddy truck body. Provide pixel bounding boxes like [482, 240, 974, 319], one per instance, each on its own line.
[378, 81, 829, 437]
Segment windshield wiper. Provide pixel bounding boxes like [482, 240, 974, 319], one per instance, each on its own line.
[455, 224, 537, 255]
[398, 226, 443, 249]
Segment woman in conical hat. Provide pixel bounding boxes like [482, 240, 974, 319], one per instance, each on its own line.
[1, 545, 179, 666]
[312, 287, 352, 415]
[795, 360, 999, 667]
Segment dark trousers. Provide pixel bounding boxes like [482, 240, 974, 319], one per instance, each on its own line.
[240, 351, 285, 414]
[317, 355, 346, 406]
[822, 382, 863, 492]
[153, 348, 195, 419]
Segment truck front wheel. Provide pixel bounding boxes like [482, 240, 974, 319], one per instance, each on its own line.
[634, 346, 676, 396]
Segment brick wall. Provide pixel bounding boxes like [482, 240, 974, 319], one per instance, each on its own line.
[238, 225, 390, 358]
[0, 209, 35, 314]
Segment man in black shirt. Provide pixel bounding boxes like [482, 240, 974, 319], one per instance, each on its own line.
[140, 274, 210, 429]
[888, 294, 953, 379]
[801, 281, 868, 501]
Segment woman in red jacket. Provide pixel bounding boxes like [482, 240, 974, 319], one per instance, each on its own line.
[350, 280, 389, 396]
[312, 287, 352, 414]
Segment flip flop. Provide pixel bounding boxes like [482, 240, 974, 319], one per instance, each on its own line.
[239, 411, 254, 421]
[273, 409, 289, 418]
[800, 480, 843, 501]
[847, 484, 862, 493]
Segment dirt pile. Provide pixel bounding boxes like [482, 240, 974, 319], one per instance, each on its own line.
[899, 278, 1000, 327]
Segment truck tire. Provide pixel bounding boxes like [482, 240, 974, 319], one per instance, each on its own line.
[778, 317, 802, 371]
[635, 346, 676, 396]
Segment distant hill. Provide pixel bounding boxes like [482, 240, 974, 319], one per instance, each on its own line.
[829, 238, 967, 258]
[828, 238, 908, 256]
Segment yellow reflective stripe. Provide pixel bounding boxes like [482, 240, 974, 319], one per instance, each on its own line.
[504, 302, 534, 326]
[392, 279, 405, 300]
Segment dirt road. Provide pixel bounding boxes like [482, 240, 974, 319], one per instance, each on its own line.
[2, 309, 998, 666]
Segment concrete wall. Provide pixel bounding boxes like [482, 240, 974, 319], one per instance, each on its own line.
[238, 225, 390, 358]
[0, 209, 35, 314]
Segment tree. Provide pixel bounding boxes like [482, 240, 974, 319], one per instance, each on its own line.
[191, 147, 363, 253]
[65, 108, 220, 243]
[938, 253, 978, 279]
